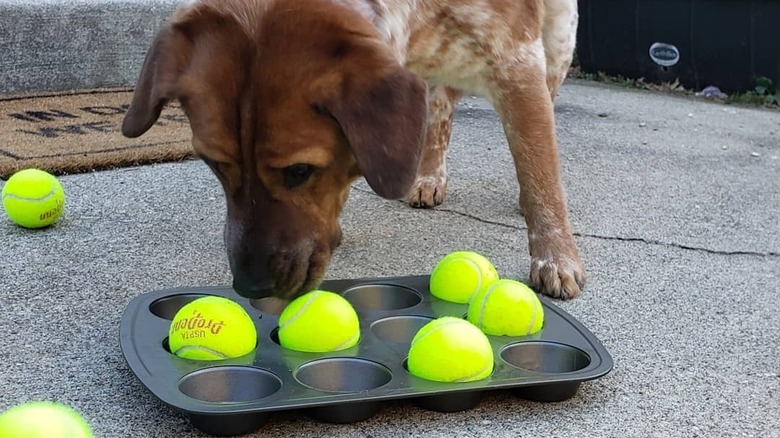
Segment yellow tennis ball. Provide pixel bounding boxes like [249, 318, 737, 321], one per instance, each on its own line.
[429, 251, 499, 303]
[278, 290, 360, 353]
[0, 401, 92, 438]
[407, 316, 494, 383]
[467, 279, 544, 336]
[1, 168, 65, 229]
[169, 296, 257, 360]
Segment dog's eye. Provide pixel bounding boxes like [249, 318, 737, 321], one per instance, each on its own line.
[283, 164, 315, 189]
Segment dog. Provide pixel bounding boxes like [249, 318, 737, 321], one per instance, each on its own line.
[122, 0, 585, 301]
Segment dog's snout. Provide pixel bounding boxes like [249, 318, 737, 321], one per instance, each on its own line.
[222, 182, 339, 301]
[225, 218, 279, 299]
[232, 270, 277, 299]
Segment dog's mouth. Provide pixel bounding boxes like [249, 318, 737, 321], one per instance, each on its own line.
[232, 269, 321, 301]
[231, 241, 332, 301]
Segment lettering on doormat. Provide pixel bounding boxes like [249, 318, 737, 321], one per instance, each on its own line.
[7, 104, 188, 139]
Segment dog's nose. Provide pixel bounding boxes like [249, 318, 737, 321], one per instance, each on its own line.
[232, 271, 276, 299]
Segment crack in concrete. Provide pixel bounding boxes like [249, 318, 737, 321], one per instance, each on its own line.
[439, 205, 780, 258]
[352, 186, 779, 258]
[441, 206, 780, 258]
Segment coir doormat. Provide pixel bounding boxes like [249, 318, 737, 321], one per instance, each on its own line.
[0, 89, 194, 179]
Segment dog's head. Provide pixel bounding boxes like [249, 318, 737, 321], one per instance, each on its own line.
[122, 0, 427, 299]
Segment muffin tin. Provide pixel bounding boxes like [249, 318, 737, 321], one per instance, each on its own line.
[119, 275, 613, 436]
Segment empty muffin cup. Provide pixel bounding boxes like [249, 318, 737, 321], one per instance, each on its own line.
[296, 358, 392, 423]
[295, 358, 392, 393]
[342, 284, 422, 311]
[179, 367, 282, 433]
[501, 342, 591, 402]
[179, 366, 282, 403]
[370, 315, 433, 354]
[149, 294, 211, 320]
[501, 342, 590, 374]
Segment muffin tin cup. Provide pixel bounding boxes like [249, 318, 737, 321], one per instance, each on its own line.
[512, 382, 582, 403]
[188, 412, 270, 437]
[413, 391, 484, 413]
[304, 401, 383, 424]
[120, 275, 613, 436]
[500, 341, 590, 402]
[178, 366, 282, 436]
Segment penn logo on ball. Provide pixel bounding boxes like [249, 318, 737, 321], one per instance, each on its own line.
[170, 311, 226, 338]
[169, 296, 257, 360]
[1, 168, 65, 229]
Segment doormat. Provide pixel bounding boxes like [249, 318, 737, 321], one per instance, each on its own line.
[0, 89, 194, 179]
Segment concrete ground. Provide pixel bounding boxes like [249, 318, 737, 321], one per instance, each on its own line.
[0, 0, 178, 94]
[1, 79, 778, 437]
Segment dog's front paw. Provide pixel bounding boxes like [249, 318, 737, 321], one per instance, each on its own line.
[408, 174, 447, 208]
[528, 234, 585, 299]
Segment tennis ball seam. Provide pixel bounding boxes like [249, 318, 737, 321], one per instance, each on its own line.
[278, 290, 323, 330]
[2, 187, 57, 202]
[430, 256, 484, 301]
[410, 318, 463, 348]
[172, 345, 231, 359]
[515, 287, 542, 336]
[452, 354, 493, 382]
[333, 329, 360, 351]
[526, 294, 542, 335]
[474, 281, 502, 331]
[453, 257, 484, 297]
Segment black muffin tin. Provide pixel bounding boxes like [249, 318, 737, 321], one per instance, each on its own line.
[119, 275, 613, 436]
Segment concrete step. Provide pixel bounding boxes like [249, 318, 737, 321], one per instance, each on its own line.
[1, 0, 179, 94]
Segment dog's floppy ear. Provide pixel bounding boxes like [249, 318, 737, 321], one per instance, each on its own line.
[122, 23, 193, 138]
[325, 67, 428, 200]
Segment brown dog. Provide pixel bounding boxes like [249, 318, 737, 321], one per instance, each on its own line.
[122, 0, 585, 301]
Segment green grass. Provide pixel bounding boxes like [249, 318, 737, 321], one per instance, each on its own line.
[729, 76, 780, 107]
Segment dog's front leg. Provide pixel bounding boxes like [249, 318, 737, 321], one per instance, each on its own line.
[408, 85, 462, 208]
[489, 41, 585, 299]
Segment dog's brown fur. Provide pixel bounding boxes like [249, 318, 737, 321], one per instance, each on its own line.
[123, 0, 585, 300]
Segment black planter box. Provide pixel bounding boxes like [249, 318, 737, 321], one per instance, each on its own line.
[576, 0, 780, 93]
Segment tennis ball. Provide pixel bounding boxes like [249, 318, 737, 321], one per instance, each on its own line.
[407, 316, 494, 383]
[0, 401, 92, 438]
[467, 279, 544, 336]
[429, 251, 499, 303]
[169, 296, 257, 360]
[1, 168, 65, 229]
[278, 290, 360, 353]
